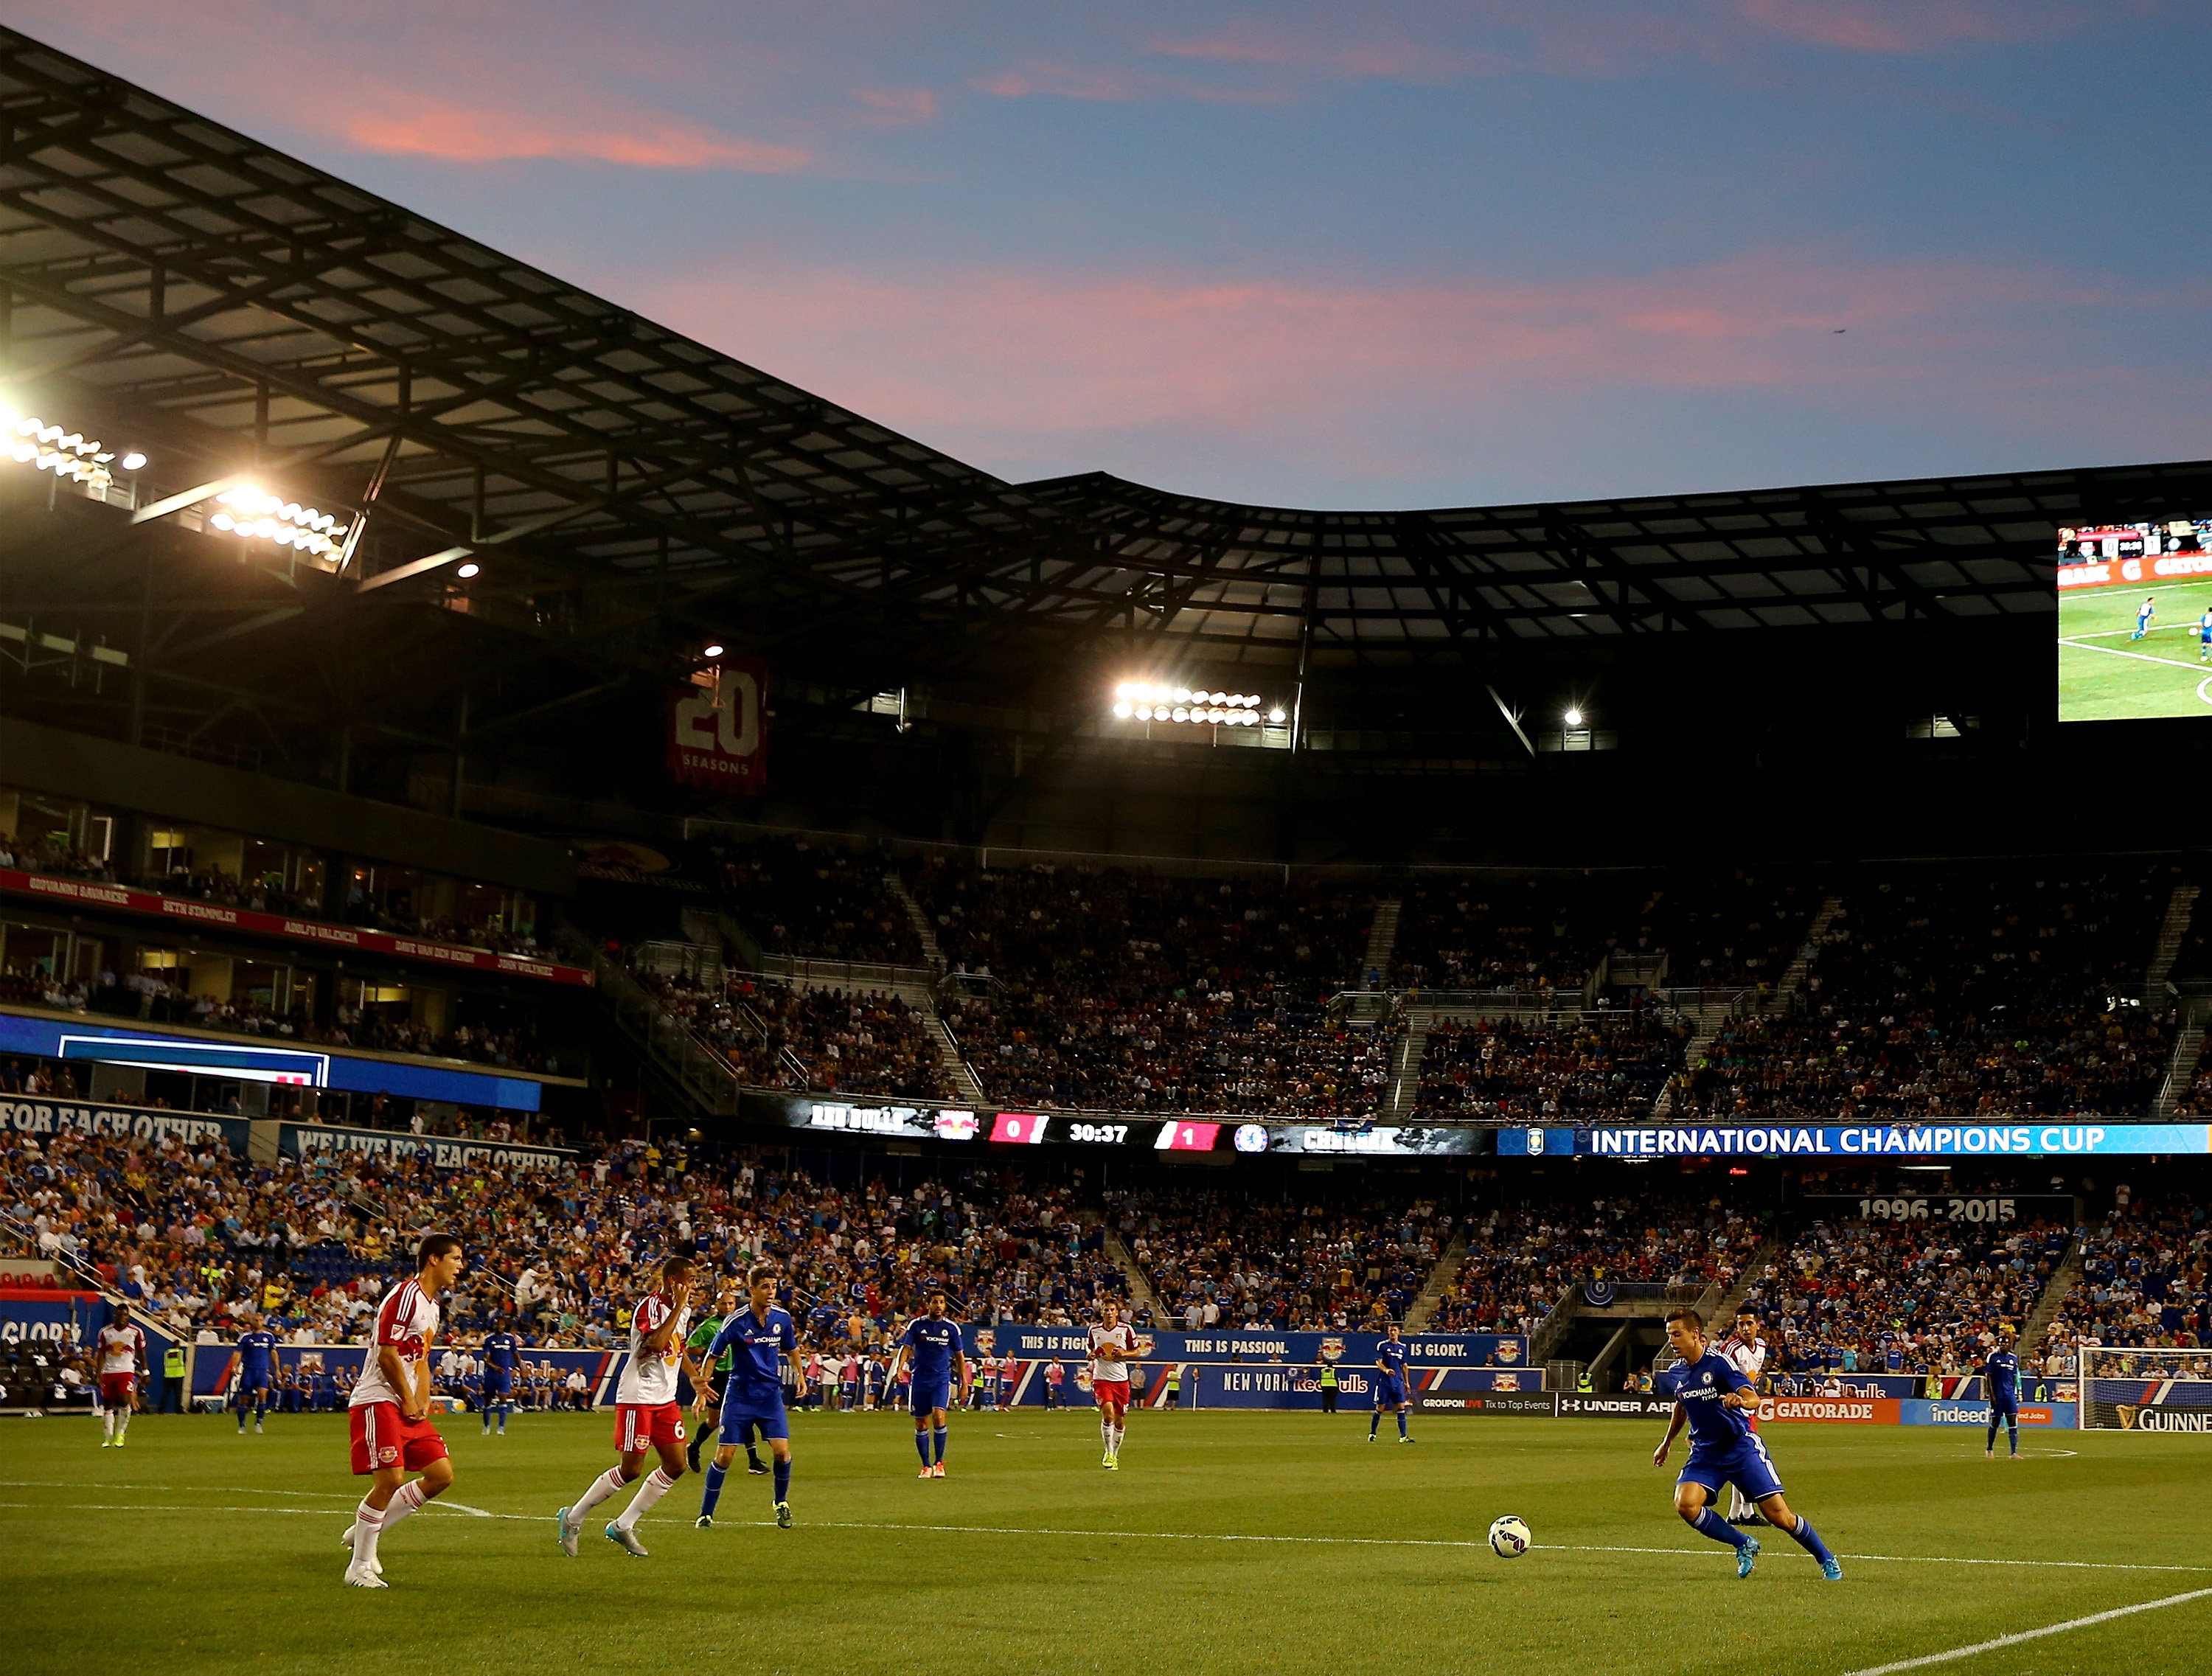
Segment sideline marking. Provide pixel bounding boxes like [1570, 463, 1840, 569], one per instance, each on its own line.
[1835, 1586, 2212, 1675]
[4, 1498, 2203, 1576]
[2057, 638, 2206, 673]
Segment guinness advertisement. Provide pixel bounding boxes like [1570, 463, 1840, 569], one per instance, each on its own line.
[2118, 1404, 2212, 1432]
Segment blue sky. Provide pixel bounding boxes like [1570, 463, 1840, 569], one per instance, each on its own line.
[9, 1, 2211, 507]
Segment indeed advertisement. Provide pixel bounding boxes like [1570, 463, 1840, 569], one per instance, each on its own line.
[1498, 1124, 2211, 1159]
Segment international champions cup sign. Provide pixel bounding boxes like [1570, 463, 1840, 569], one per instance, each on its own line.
[667, 658, 767, 793]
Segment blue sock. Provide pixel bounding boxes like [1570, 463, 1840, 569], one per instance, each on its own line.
[1783, 1514, 1834, 1565]
[1397, 1411, 1408, 1438]
[773, 1458, 790, 1504]
[1369, 1412, 1380, 1437]
[1986, 1420, 1997, 1451]
[700, 1461, 726, 1517]
[933, 1425, 947, 1465]
[498, 1405, 508, 1433]
[2007, 1422, 2018, 1457]
[1694, 1507, 1749, 1549]
[915, 1429, 932, 1467]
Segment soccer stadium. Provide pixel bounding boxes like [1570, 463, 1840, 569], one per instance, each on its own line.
[4, 18, 2212, 1676]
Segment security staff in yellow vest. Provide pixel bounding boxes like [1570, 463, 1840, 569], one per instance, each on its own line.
[160, 1343, 187, 1414]
[1318, 1360, 1339, 1414]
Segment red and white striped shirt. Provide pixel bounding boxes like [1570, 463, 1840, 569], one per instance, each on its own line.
[351, 1279, 440, 1409]
[615, 1291, 689, 1405]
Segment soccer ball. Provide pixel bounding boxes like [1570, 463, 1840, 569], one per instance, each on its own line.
[1488, 1515, 1531, 1558]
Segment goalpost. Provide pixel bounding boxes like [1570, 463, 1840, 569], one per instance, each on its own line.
[2075, 1343, 2212, 1431]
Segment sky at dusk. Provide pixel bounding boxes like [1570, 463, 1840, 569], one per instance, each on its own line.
[7, 1, 2211, 508]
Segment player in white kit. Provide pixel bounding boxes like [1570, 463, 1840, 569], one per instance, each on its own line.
[341, 1234, 467, 1587]
[557, 1253, 702, 1559]
[1087, 1301, 1141, 1470]
[1717, 1307, 1768, 1525]
[95, 1304, 147, 1447]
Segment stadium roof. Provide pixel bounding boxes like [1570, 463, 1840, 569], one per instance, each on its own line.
[5, 21, 2212, 715]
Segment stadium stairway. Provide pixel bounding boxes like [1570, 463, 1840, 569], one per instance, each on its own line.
[1381, 1015, 1428, 1122]
[905, 984, 987, 1105]
[1362, 899, 1402, 990]
[1652, 894, 1845, 1122]
[1401, 1229, 1469, 1332]
[1709, 1234, 1782, 1327]
[2020, 1237, 2084, 1355]
[1102, 1228, 1169, 1323]
[888, 874, 947, 973]
[2144, 881, 2200, 1005]
[2153, 1009, 2206, 1121]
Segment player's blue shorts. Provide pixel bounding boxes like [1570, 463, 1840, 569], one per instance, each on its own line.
[484, 1366, 512, 1397]
[1376, 1375, 1408, 1408]
[723, 1397, 789, 1442]
[1990, 1397, 2018, 1420]
[1677, 1433, 1784, 1503]
[911, 1377, 951, 1416]
[240, 1374, 272, 1396]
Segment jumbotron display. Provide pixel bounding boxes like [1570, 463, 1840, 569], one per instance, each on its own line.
[2057, 518, 2212, 720]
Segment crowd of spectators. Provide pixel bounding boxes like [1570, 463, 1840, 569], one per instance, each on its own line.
[1391, 874, 1635, 995]
[714, 838, 923, 967]
[1112, 1186, 1448, 1330]
[2038, 1186, 2209, 1355]
[1427, 1187, 1762, 1335]
[1638, 870, 1824, 991]
[908, 860, 1379, 1113]
[1681, 863, 2177, 1121]
[1414, 1006, 1686, 1122]
[952, 990, 1397, 1117]
[1738, 1205, 2070, 1381]
[632, 967, 951, 1100]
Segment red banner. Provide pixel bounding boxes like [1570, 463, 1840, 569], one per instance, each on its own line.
[0, 870, 593, 987]
[668, 657, 768, 792]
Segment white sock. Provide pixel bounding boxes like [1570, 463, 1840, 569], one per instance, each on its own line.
[116, 1411, 129, 1439]
[350, 1501, 383, 1571]
[102, 1411, 115, 1440]
[615, 1467, 675, 1531]
[572, 1466, 628, 1521]
[380, 1478, 428, 1534]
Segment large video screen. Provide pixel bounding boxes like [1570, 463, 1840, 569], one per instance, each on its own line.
[2058, 520, 2212, 720]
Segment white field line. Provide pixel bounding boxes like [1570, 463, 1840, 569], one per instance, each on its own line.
[1835, 1586, 2212, 1676]
[2057, 638, 2210, 673]
[3, 1494, 2206, 1579]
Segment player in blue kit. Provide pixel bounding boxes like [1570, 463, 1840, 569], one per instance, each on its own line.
[888, 1290, 970, 1478]
[1652, 1307, 1841, 1581]
[1368, 1321, 1413, 1443]
[1984, 1325, 2021, 1459]
[236, 1316, 278, 1434]
[2196, 608, 2212, 662]
[695, 1265, 796, 1529]
[2132, 596, 2156, 640]
[481, 1326, 521, 1436]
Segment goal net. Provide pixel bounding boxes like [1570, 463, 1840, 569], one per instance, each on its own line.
[2076, 1344, 2212, 1431]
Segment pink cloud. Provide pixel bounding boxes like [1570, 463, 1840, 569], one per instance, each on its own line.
[1144, 28, 1464, 82]
[343, 97, 809, 171]
[626, 247, 2191, 493]
[973, 63, 1145, 102]
[1732, 0, 2075, 54]
[854, 86, 938, 125]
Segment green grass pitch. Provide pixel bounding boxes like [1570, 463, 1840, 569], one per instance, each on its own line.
[7, 1411, 2212, 1675]
[2059, 578, 2212, 720]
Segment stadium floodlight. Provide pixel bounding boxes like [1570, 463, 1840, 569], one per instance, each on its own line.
[1112, 701, 1133, 718]
[205, 484, 349, 558]
[1267, 707, 1287, 723]
[1564, 706, 1584, 728]
[456, 562, 481, 579]
[2, 404, 116, 487]
[119, 451, 148, 472]
[702, 644, 725, 658]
